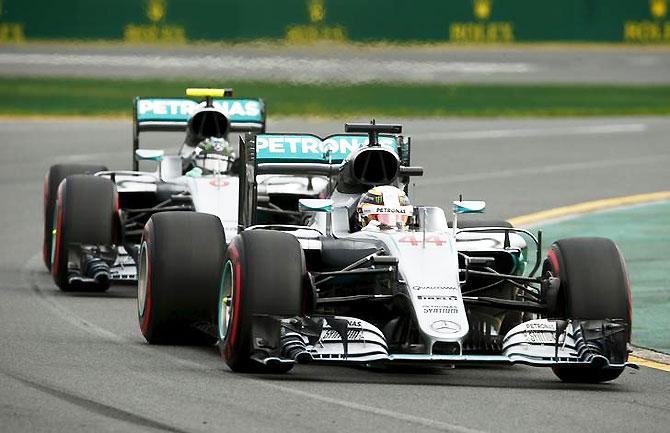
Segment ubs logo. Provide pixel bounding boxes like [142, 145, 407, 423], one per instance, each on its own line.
[430, 320, 461, 334]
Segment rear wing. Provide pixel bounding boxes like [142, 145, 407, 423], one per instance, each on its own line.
[256, 133, 400, 164]
[131, 95, 266, 169]
[236, 130, 413, 229]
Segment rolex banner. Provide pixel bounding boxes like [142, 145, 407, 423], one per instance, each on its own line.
[0, 0, 668, 44]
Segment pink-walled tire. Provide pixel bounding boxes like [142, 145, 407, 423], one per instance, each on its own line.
[219, 230, 305, 373]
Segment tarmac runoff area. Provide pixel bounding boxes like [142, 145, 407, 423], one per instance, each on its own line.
[510, 193, 670, 359]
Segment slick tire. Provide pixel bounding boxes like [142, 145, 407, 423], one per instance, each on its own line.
[219, 230, 305, 373]
[543, 237, 631, 383]
[52, 175, 116, 292]
[138, 211, 225, 345]
[44, 164, 107, 270]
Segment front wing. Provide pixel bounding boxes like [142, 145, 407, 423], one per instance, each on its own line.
[252, 316, 636, 371]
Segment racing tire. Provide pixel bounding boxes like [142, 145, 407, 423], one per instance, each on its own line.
[44, 164, 107, 270]
[219, 230, 305, 373]
[138, 211, 225, 345]
[52, 175, 116, 292]
[543, 237, 631, 383]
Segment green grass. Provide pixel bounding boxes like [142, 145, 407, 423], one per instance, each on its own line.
[1, 77, 670, 117]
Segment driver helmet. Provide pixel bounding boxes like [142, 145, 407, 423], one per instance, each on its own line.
[357, 185, 412, 231]
[192, 137, 235, 173]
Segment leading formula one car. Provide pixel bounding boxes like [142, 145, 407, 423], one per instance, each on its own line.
[43, 88, 327, 292]
[138, 122, 635, 383]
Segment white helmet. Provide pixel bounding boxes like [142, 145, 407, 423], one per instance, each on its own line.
[192, 137, 235, 173]
[357, 185, 412, 231]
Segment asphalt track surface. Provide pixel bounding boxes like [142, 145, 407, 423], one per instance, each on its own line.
[1, 44, 670, 84]
[1, 117, 669, 433]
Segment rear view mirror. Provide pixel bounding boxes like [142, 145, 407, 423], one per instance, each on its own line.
[135, 149, 165, 161]
[453, 200, 486, 214]
[298, 199, 334, 213]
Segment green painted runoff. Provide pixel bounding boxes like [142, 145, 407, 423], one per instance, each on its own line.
[533, 201, 670, 354]
[2, 77, 670, 118]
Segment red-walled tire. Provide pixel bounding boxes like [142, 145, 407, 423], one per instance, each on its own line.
[219, 230, 305, 373]
[44, 164, 107, 271]
[138, 212, 225, 345]
[52, 175, 116, 292]
[543, 237, 632, 383]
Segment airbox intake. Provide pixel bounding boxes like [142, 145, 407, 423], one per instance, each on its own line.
[185, 109, 229, 147]
[338, 147, 400, 193]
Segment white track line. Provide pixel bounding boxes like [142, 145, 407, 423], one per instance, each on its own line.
[414, 123, 647, 141]
[24, 254, 489, 433]
[0, 52, 534, 82]
[257, 379, 488, 433]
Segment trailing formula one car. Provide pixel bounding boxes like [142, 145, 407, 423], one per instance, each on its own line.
[43, 88, 327, 292]
[138, 122, 635, 383]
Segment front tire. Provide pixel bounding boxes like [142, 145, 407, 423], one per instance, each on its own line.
[138, 212, 225, 345]
[44, 164, 107, 270]
[52, 175, 116, 292]
[219, 230, 305, 373]
[544, 237, 631, 383]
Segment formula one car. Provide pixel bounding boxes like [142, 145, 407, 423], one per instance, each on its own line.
[138, 122, 635, 383]
[43, 88, 327, 292]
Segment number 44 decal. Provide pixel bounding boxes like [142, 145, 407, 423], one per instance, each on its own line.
[398, 235, 447, 246]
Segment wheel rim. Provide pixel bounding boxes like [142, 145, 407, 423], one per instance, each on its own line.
[50, 206, 58, 268]
[218, 260, 234, 340]
[137, 242, 149, 317]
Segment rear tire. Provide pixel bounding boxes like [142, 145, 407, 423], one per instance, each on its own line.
[52, 175, 116, 292]
[219, 230, 305, 373]
[138, 212, 225, 345]
[544, 237, 631, 383]
[44, 164, 107, 270]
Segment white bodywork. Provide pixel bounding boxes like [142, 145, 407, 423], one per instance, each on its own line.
[264, 205, 630, 369]
[351, 230, 469, 345]
[103, 166, 326, 280]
